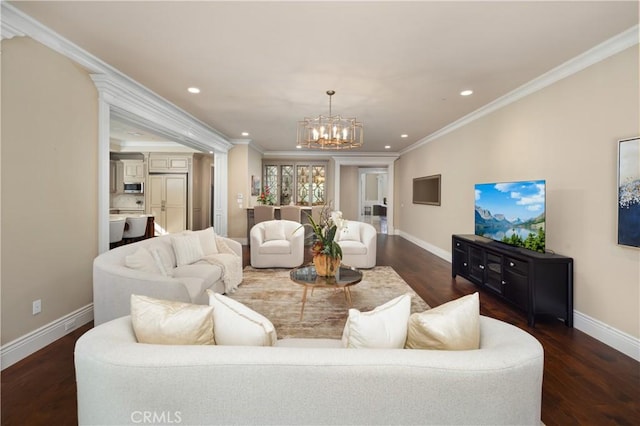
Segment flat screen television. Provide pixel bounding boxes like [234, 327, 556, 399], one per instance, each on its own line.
[474, 180, 546, 253]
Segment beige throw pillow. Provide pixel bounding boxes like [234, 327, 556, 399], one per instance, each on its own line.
[405, 292, 480, 350]
[125, 247, 161, 274]
[194, 227, 219, 255]
[342, 293, 411, 349]
[207, 291, 277, 346]
[130, 294, 214, 345]
[172, 234, 204, 266]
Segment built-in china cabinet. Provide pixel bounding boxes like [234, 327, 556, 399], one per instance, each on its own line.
[263, 161, 327, 206]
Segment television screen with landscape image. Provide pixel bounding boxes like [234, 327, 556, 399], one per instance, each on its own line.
[474, 180, 546, 253]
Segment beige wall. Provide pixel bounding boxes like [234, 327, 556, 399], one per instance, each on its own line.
[339, 166, 359, 220]
[396, 46, 640, 338]
[1, 37, 98, 343]
[227, 145, 249, 239]
[248, 145, 262, 207]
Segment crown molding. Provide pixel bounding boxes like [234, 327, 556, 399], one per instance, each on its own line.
[2, 2, 233, 154]
[401, 25, 640, 156]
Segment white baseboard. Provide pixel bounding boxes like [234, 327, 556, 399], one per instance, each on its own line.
[395, 230, 452, 263]
[573, 310, 640, 362]
[394, 229, 640, 362]
[1, 303, 94, 370]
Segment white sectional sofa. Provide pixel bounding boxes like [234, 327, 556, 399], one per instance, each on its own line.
[93, 228, 242, 325]
[75, 315, 543, 425]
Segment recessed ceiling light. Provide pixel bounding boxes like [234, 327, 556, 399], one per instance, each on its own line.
[241, 132, 249, 137]
[126, 131, 143, 136]
[187, 87, 200, 94]
[400, 134, 408, 138]
[209, 151, 214, 154]
[460, 89, 473, 96]
[385, 145, 391, 149]
[296, 145, 302, 149]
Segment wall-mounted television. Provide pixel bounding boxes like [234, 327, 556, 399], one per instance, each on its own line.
[474, 180, 546, 253]
[413, 174, 441, 205]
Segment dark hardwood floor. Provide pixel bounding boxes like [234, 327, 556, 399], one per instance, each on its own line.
[2, 235, 638, 425]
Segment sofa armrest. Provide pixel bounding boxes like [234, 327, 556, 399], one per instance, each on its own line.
[218, 236, 242, 257]
[92, 262, 192, 326]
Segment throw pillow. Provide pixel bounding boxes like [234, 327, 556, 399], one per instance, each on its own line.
[339, 223, 360, 242]
[194, 227, 219, 255]
[125, 247, 161, 274]
[130, 294, 214, 345]
[263, 221, 286, 242]
[149, 246, 174, 276]
[207, 291, 277, 346]
[342, 293, 411, 349]
[405, 292, 480, 350]
[172, 234, 204, 267]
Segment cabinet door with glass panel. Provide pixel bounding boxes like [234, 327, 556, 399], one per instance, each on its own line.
[263, 162, 326, 206]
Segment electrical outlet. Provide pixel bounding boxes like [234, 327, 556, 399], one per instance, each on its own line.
[32, 299, 41, 315]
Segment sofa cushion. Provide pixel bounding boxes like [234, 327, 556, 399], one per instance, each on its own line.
[263, 221, 286, 242]
[338, 240, 368, 255]
[208, 291, 277, 346]
[124, 247, 161, 274]
[342, 293, 411, 349]
[405, 292, 480, 350]
[172, 263, 223, 298]
[130, 294, 214, 345]
[258, 240, 291, 254]
[172, 234, 205, 266]
[339, 223, 360, 241]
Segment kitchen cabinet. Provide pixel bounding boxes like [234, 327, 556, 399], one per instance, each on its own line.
[121, 160, 144, 182]
[149, 174, 187, 234]
[148, 154, 191, 173]
[452, 234, 573, 327]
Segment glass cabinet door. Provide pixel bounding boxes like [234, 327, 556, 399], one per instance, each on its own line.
[263, 162, 326, 206]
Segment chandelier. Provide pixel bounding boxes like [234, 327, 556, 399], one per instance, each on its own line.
[296, 90, 363, 150]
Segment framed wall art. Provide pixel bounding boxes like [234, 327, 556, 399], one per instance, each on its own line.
[251, 175, 261, 196]
[617, 136, 640, 248]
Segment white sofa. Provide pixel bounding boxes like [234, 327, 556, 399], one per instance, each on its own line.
[337, 221, 377, 268]
[75, 315, 543, 425]
[93, 229, 242, 325]
[250, 219, 305, 268]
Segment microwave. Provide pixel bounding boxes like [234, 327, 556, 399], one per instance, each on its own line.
[123, 182, 144, 194]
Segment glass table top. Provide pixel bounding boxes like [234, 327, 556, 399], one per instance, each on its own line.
[290, 264, 363, 287]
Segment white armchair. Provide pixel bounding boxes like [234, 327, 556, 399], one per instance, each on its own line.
[337, 221, 377, 268]
[250, 220, 305, 268]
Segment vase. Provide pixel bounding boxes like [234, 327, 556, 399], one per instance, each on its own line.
[313, 254, 341, 277]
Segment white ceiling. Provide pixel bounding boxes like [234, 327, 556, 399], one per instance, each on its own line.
[11, 1, 639, 153]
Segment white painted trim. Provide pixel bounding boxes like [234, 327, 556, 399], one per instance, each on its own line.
[1, 304, 94, 371]
[574, 310, 640, 362]
[333, 156, 398, 235]
[396, 230, 452, 263]
[395, 230, 640, 361]
[264, 150, 399, 158]
[401, 25, 640, 155]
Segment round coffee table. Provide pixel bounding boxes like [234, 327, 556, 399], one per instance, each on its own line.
[290, 264, 363, 320]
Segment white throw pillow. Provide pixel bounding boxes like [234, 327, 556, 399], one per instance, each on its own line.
[125, 247, 161, 274]
[193, 227, 219, 255]
[405, 292, 480, 350]
[342, 293, 412, 349]
[339, 223, 360, 242]
[149, 246, 174, 276]
[207, 291, 277, 346]
[172, 234, 204, 266]
[263, 221, 286, 242]
[130, 294, 214, 345]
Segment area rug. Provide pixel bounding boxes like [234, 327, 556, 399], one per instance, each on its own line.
[228, 266, 430, 339]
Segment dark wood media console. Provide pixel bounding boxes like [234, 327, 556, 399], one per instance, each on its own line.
[452, 234, 573, 327]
